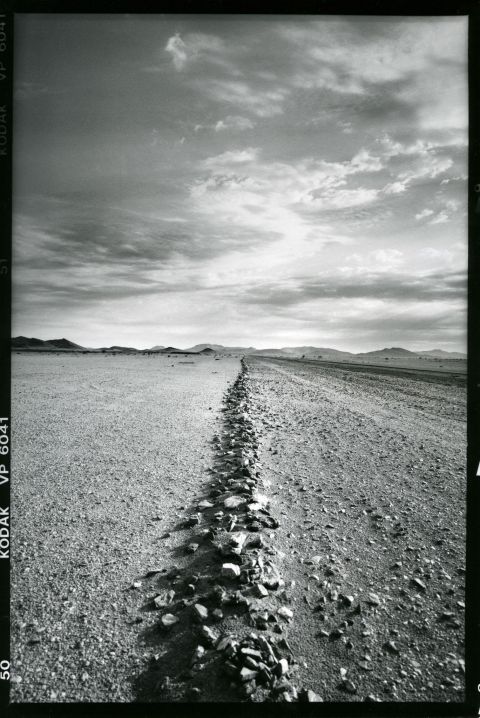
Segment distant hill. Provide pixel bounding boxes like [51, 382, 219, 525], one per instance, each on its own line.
[356, 347, 417, 358]
[252, 348, 290, 356]
[12, 337, 467, 359]
[186, 344, 256, 354]
[12, 336, 84, 350]
[107, 345, 138, 352]
[47, 338, 83, 349]
[281, 346, 353, 358]
[418, 349, 466, 359]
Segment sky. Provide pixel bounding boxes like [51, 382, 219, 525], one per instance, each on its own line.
[12, 14, 467, 351]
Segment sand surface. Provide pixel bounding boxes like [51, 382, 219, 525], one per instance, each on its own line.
[10, 353, 240, 701]
[10, 353, 466, 703]
[247, 356, 466, 701]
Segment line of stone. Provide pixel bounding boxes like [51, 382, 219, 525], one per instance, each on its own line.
[153, 358, 321, 702]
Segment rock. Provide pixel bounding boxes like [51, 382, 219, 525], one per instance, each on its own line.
[184, 515, 201, 528]
[186, 686, 202, 700]
[329, 628, 344, 640]
[341, 679, 357, 694]
[160, 613, 179, 628]
[241, 647, 263, 660]
[132, 581, 142, 589]
[193, 604, 209, 622]
[222, 563, 241, 578]
[383, 640, 399, 654]
[254, 584, 269, 599]
[224, 496, 246, 509]
[200, 625, 218, 644]
[145, 568, 163, 577]
[192, 645, 205, 662]
[186, 543, 199, 554]
[198, 500, 214, 510]
[240, 667, 258, 682]
[230, 532, 248, 551]
[305, 689, 323, 702]
[212, 608, 224, 621]
[366, 592, 381, 606]
[274, 658, 289, 677]
[277, 607, 293, 620]
[216, 635, 235, 652]
[411, 578, 426, 591]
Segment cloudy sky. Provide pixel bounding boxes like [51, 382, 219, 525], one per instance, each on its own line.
[13, 14, 467, 351]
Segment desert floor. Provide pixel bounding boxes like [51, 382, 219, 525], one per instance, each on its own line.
[10, 353, 465, 703]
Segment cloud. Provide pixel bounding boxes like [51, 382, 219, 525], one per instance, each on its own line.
[415, 208, 434, 220]
[215, 116, 255, 132]
[204, 147, 259, 168]
[202, 79, 288, 117]
[238, 269, 466, 308]
[194, 115, 255, 133]
[165, 34, 188, 71]
[165, 32, 227, 72]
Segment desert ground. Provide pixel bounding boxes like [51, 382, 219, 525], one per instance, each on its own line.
[10, 352, 465, 703]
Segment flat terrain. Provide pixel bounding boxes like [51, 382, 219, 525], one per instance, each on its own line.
[247, 356, 466, 701]
[10, 353, 240, 702]
[10, 352, 466, 703]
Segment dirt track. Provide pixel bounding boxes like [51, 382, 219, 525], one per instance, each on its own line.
[246, 356, 465, 701]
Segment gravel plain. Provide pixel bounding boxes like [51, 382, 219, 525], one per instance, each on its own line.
[10, 352, 466, 703]
[10, 353, 240, 702]
[246, 356, 466, 702]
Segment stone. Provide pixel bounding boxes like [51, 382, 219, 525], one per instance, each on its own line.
[200, 625, 218, 644]
[145, 568, 163, 577]
[254, 584, 269, 599]
[383, 640, 399, 654]
[186, 686, 202, 700]
[198, 500, 214, 510]
[230, 532, 248, 551]
[184, 515, 201, 528]
[160, 613, 179, 628]
[222, 563, 241, 578]
[240, 667, 258, 682]
[411, 577, 426, 591]
[274, 658, 289, 677]
[224, 496, 246, 509]
[366, 592, 381, 606]
[277, 606, 293, 620]
[192, 645, 205, 662]
[186, 543, 199, 554]
[193, 604, 209, 622]
[342, 679, 357, 694]
[305, 689, 323, 702]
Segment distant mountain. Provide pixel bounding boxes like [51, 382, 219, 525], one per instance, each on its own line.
[107, 345, 138, 352]
[149, 345, 165, 351]
[12, 336, 47, 348]
[186, 344, 256, 354]
[418, 349, 466, 359]
[251, 348, 290, 356]
[198, 347, 215, 354]
[12, 336, 84, 350]
[281, 346, 353, 358]
[47, 338, 84, 349]
[356, 347, 417, 357]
